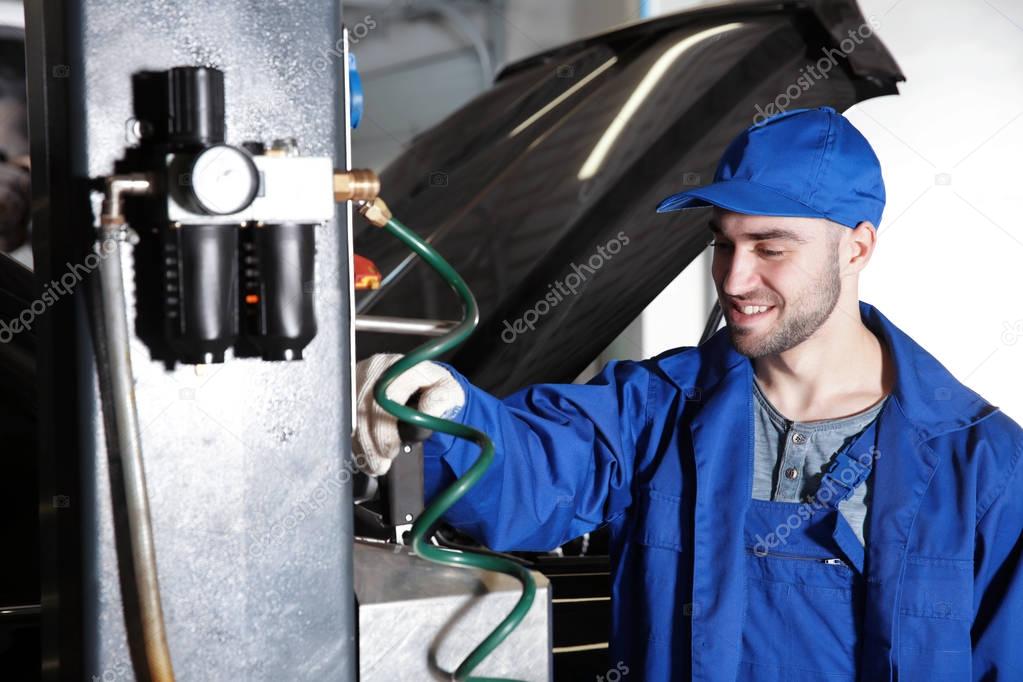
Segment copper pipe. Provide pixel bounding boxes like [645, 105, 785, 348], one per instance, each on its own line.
[96, 176, 176, 681]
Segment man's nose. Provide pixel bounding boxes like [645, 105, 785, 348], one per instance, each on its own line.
[720, 250, 760, 296]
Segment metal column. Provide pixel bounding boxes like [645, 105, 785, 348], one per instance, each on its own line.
[25, 1, 356, 679]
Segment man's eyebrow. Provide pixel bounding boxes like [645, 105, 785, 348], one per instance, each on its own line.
[746, 228, 810, 244]
[707, 221, 809, 244]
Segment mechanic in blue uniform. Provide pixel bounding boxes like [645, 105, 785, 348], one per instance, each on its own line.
[354, 107, 1023, 681]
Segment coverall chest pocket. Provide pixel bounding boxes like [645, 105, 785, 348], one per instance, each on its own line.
[740, 501, 863, 680]
[741, 546, 862, 680]
[631, 487, 692, 649]
[636, 487, 687, 551]
[897, 555, 973, 677]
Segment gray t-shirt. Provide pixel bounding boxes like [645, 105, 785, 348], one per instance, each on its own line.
[751, 379, 887, 546]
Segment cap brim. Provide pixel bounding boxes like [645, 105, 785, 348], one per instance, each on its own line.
[655, 179, 828, 221]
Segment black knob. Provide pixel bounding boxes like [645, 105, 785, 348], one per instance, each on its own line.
[168, 66, 226, 147]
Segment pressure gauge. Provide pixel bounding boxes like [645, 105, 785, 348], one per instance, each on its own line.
[187, 144, 260, 215]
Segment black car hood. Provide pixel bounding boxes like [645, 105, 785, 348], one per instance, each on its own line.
[354, 0, 902, 395]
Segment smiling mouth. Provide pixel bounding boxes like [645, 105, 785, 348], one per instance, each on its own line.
[728, 300, 777, 323]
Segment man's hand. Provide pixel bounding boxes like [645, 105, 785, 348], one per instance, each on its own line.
[354, 353, 465, 476]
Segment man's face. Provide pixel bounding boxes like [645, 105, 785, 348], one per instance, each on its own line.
[709, 210, 844, 358]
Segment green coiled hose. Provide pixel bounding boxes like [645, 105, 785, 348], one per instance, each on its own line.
[370, 214, 537, 682]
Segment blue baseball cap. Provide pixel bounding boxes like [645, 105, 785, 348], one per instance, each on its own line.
[656, 107, 885, 229]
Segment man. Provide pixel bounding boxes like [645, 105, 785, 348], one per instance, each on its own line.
[354, 107, 1023, 681]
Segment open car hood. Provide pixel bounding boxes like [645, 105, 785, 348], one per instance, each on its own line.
[354, 0, 903, 395]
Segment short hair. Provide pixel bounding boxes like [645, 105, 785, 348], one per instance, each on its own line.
[825, 219, 846, 252]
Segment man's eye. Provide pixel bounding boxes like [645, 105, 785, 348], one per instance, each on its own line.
[708, 241, 782, 257]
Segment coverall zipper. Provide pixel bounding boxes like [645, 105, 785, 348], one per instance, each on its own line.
[746, 546, 847, 566]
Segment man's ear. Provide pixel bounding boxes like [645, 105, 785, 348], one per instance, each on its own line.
[845, 220, 877, 273]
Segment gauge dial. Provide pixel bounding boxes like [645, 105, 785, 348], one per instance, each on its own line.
[188, 144, 259, 215]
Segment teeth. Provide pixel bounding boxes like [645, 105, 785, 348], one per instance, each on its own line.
[741, 305, 770, 315]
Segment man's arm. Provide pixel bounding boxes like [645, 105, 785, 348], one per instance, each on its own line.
[423, 358, 651, 552]
[972, 433, 1023, 680]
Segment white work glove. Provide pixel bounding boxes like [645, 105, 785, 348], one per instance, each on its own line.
[353, 353, 465, 476]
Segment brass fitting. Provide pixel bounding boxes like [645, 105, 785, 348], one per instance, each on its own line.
[333, 169, 380, 203]
[358, 197, 392, 228]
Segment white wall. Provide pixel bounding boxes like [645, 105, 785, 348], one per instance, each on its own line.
[849, 0, 1023, 424]
[505, 0, 633, 62]
[598, 0, 1023, 425]
[0, 0, 22, 28]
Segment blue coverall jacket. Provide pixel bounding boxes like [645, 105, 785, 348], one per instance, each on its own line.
[423, 301, 1023, 681]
